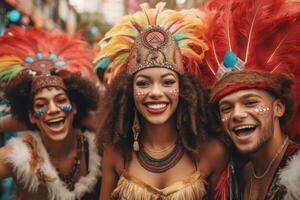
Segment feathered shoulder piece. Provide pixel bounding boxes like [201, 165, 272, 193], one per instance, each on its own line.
[0, 26, 97, 83]
[94, 3, 209, 84]
[204, 0, 300, 136]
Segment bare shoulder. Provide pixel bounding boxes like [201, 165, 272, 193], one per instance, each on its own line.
[102, 144, 124, 174]
[201, 138, 229, 162]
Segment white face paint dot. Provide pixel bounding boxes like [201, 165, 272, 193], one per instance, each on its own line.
[254, 105, 270, 115]
[169, 88, 179, 97]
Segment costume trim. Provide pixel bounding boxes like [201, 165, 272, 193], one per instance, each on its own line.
[112, 171, 206, 200]
[5, 131, 101, 200]
[278, 149, 300, 200]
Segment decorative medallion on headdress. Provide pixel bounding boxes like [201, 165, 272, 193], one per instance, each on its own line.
[0, 26, 97, 94]
[94, 3, 209, 84]
[203, 0, 300, 136]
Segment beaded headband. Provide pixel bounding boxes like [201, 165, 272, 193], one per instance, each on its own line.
[127, 26, 184, 74]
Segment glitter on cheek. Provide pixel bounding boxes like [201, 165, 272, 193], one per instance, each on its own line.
[253, 105, 270, 116]
[221, 115, 230, 123]
[168, 88, 179, 97]
[134, 89, 145, 99]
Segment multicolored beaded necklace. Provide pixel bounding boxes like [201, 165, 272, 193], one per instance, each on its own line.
[136, 143, 184, 173]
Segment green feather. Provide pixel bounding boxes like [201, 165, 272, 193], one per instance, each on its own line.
[115, 53, 129, 62]
[0, 66, 25, 81]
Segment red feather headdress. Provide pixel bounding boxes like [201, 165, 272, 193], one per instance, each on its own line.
[0, 26, 98, 93]
[203, 0, 300, 137]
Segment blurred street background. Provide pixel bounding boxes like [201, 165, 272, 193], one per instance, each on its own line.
[0, 0, 205, 48]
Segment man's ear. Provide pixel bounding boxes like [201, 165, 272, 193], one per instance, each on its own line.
[29, 112, 36, 124]
[274, 100, 285, 118]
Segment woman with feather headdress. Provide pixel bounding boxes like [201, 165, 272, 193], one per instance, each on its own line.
[95, 3, 229, 200]
[204, 0, 300, 199]
[0, 27, 101, 200]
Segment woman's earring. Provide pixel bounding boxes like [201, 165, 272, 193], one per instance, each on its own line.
[132, 110, 140, 151]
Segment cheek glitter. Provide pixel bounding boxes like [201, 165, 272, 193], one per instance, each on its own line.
[135, 90, 145, 99]
[221, 115, 229, 122]
[169, 88, 179, 97]
[254, 105, 270, 116]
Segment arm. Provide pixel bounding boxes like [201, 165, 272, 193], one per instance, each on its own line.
[0, 145, 13, 179]
[99, 145, 119, 200]
[0, 114, 27, 132]
[206, 139, 230, 199]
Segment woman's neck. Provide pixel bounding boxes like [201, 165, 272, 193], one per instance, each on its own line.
[142, 117, 178, 148]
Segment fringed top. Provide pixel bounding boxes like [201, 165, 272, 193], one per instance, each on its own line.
[111, 171, 206, 200]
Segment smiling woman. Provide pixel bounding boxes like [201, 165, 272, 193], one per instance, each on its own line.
[96, 3, 229, 200]
[0, 27, 101, 200]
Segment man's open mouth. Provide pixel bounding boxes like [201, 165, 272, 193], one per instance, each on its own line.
[232, 125, 257, 137]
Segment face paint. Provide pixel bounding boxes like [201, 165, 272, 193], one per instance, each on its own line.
[169, 88, 179, 97]
[34, 109, 46, 118]
[135, 90, 145, 99]
[30, 87, 76, 141]
[133, 68, 179, 125]
[221, 116, 229, 122]
[254, 105, 270, 116]
[58, 103, 73, 112]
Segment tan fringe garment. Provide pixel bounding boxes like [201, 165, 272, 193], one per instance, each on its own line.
[111, 171, 206, 200]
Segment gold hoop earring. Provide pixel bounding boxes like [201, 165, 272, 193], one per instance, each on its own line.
[132, 110, 140, 151]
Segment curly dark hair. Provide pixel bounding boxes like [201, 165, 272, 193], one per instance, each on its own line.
[5, 74, 99, 130]
[97, 71, 215, 161]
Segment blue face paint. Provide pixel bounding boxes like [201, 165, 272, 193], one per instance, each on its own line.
[59, 103, 73, 112]
[34, 109, 46, 118]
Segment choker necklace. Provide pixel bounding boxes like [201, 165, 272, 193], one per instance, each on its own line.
[136, 143, 184, 173]
[143, 142, 176, 154]
[56, 135, 86, 191]
[252, 137, 289, 180]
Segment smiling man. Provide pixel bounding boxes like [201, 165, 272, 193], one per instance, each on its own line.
[203, 0, 300, 199]
[211, 71, 300, 199]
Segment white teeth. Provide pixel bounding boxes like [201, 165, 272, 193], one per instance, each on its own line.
[47, 118, 64, 123]
[234, 125, 256, 132]
[147, 103, 167, 110]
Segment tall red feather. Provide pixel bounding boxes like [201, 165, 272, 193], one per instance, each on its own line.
[204, 0, 300, 136]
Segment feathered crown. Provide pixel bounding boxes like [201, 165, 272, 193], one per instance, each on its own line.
[0, 26, 97, 94]
[203, 0, 300, 136]
[94, 3, 209, 84]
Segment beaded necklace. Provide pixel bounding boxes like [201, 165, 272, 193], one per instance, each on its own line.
[136, 143, 184, 173]
[56, 135, 86, 191]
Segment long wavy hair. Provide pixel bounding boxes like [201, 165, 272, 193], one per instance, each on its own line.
[97, 71, 216, 161]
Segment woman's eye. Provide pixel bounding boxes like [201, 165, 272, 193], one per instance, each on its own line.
[136, 80, 149, 87]
[163, 79, 176, 86]
[220, 106, 231, 113]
